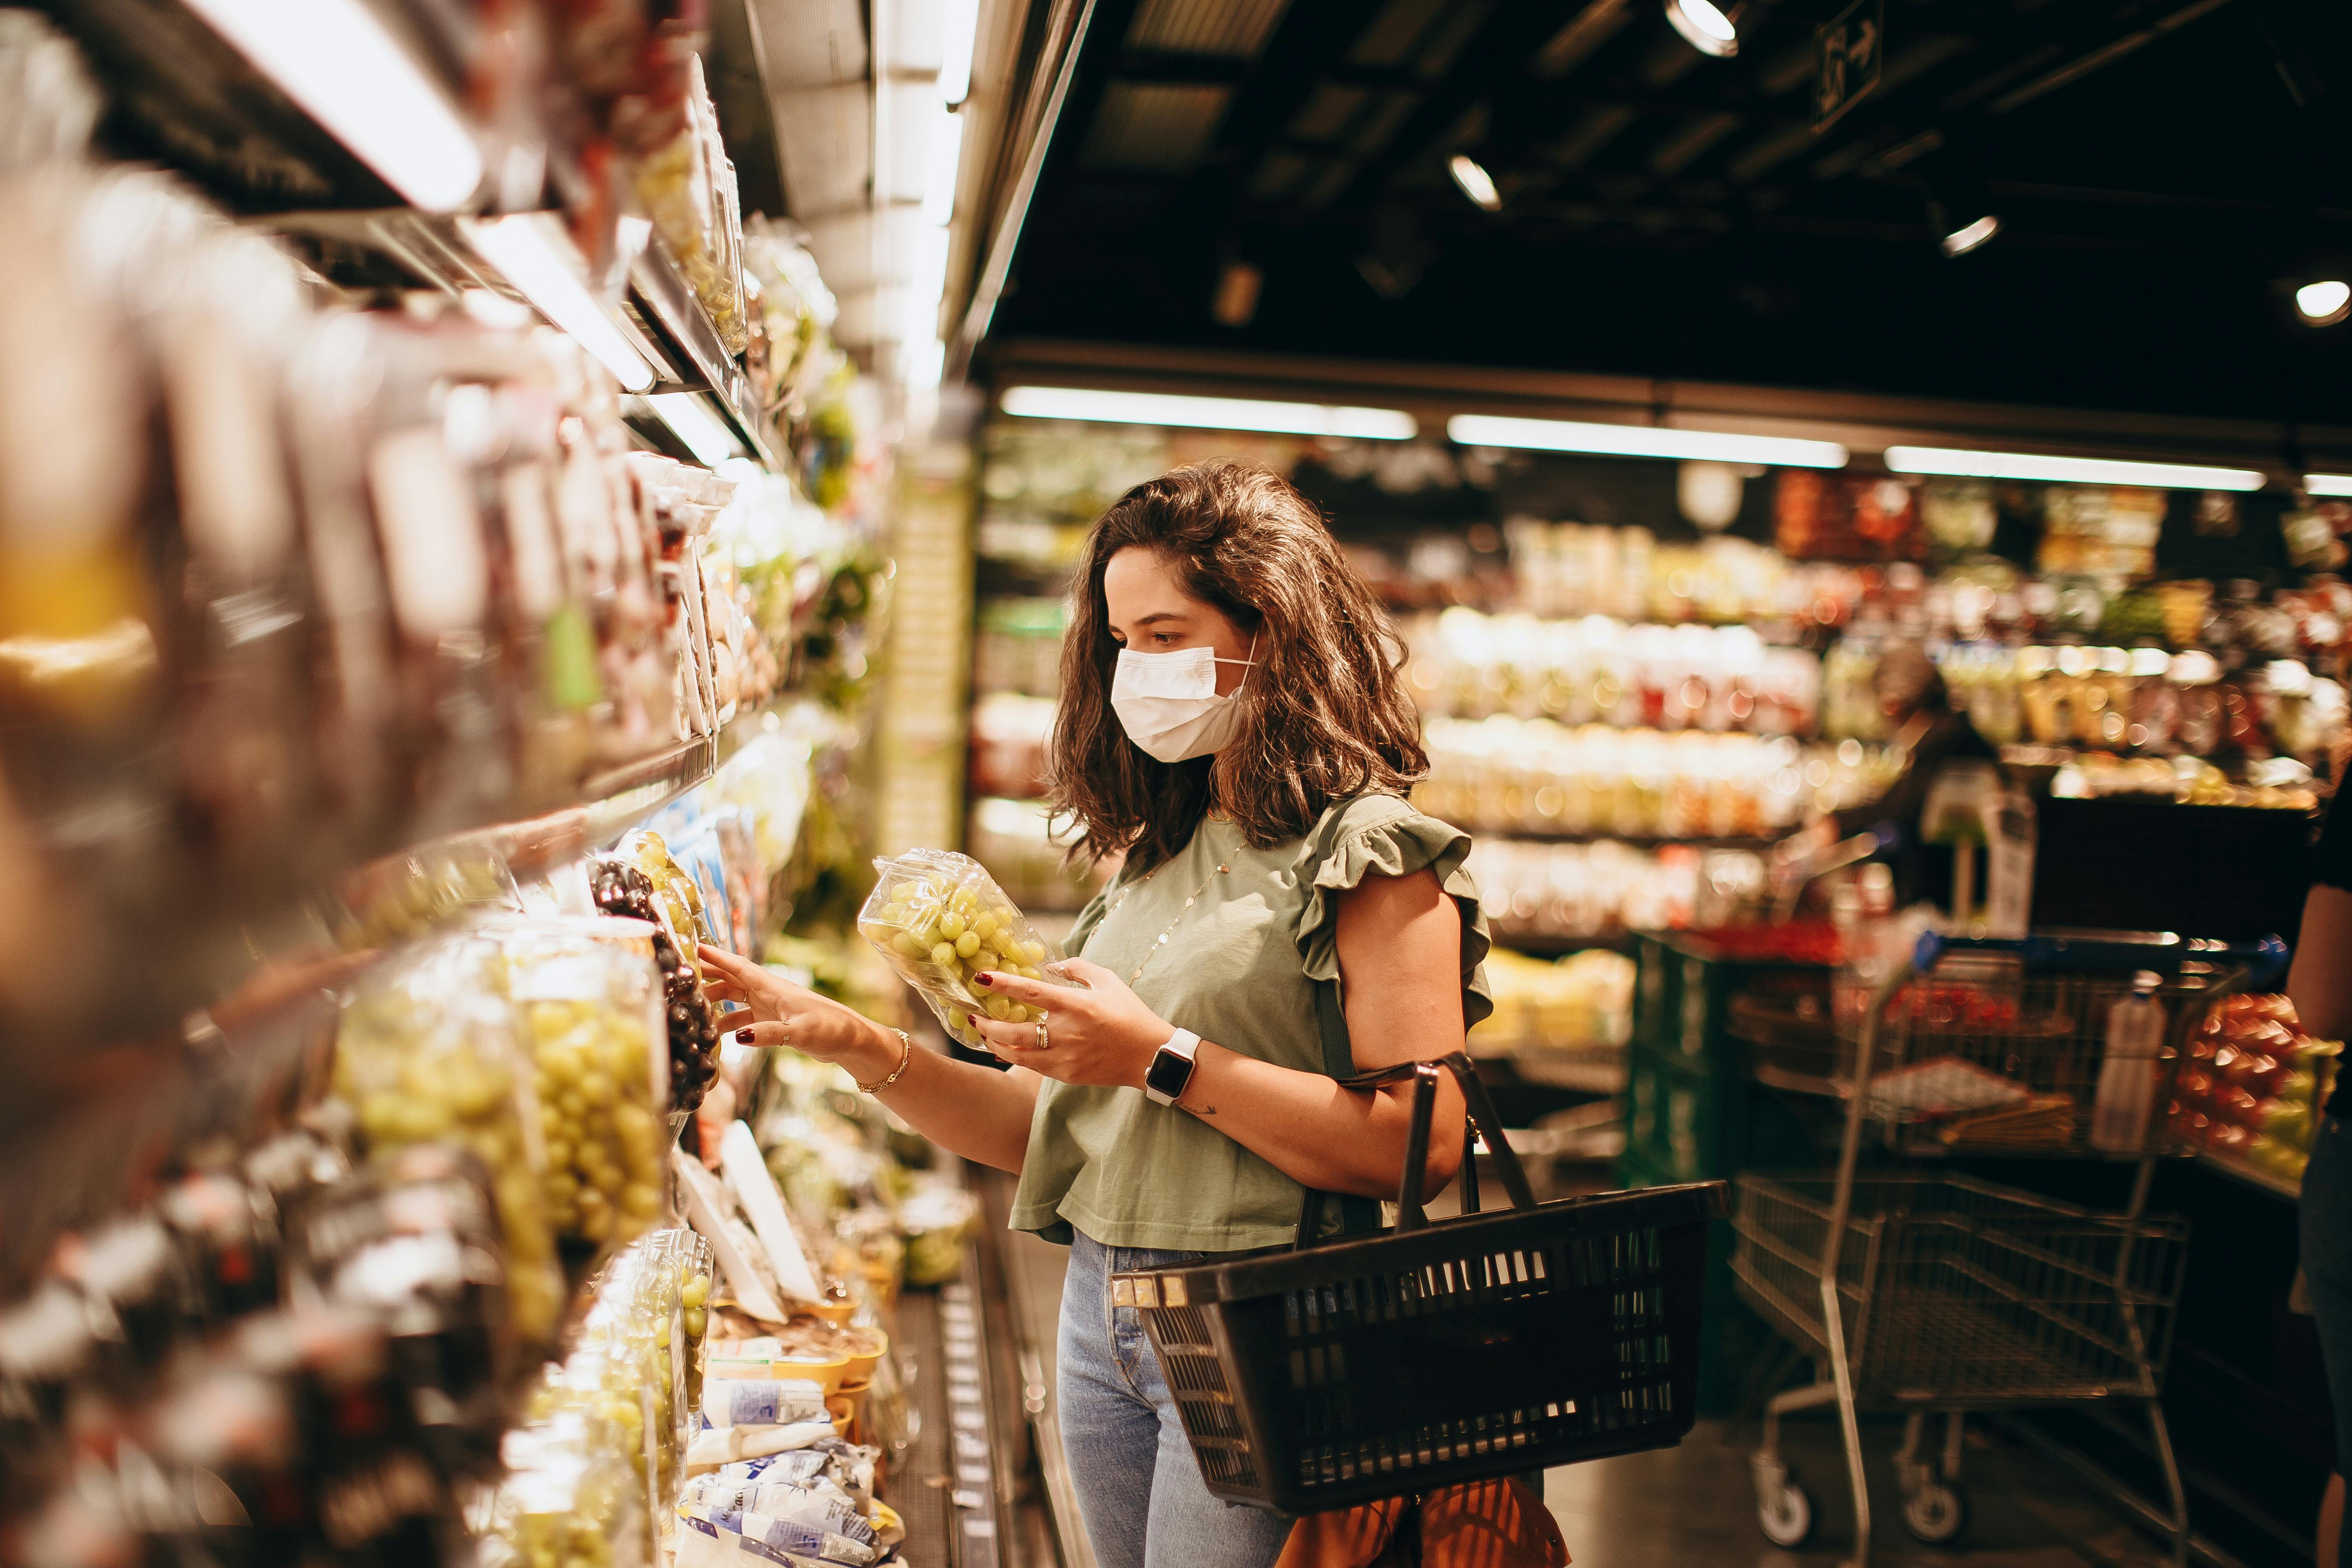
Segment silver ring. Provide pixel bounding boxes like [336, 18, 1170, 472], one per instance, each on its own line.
[1035, 1016, 1049, 1050]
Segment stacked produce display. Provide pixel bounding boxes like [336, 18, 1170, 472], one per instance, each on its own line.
[2172, 993, 2343, 1188]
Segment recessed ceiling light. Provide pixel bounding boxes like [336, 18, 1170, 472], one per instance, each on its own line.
[1664, 0, 1739, 58]
[1001, 386, 1417, 440]
[1885, 445, 2264, 492]
[1448, 413, 1846, 469]
[2296, 279, 2351, 326]
[1447, 154, 1502, 212]
[1940, 214, 2000, 257]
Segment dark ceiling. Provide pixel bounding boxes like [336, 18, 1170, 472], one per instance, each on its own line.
[982, 0, 2352, 427]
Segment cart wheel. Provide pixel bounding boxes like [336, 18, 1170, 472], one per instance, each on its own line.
[1900, 1481, 1968, 1544]
[1756, 1479, 1814, 1547]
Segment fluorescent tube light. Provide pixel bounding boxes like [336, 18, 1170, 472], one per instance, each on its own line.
[463, 216, 656, 392]
[644, 393, 742, 467]
[2306, 474, 2352, 497]
[1447, 413, 1847, 469]
[181, 0, 483, 212]
[1448, 155, 1502, 212]
[1884, 445, 2264, 492]
[1000, 386, 1416, 440]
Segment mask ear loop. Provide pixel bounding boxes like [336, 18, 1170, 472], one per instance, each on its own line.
[1215, 629, 1259, 698]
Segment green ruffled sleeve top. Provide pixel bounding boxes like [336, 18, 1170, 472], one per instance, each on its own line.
[1006, 793, 1492, 1252]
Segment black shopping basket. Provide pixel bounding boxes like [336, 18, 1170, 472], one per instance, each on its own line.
[1114, 1052, 1726, 1514]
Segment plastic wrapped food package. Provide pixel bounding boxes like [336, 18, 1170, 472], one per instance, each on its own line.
[484, 918, 671, 1246]
[331, 939, 564, 1346]
[490, 1410, 649, 1568]
[557, 1229, 715, 1525]
[858, 849, 1080, 1050]
[590, 859, 721, 1112]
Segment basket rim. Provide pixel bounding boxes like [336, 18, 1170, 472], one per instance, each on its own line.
[1115, 1180, 1725, 1305]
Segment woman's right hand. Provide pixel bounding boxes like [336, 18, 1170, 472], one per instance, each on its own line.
[695, 943, 902, 1084]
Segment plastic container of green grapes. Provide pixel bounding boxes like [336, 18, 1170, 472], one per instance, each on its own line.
[481, 916, 673, 1250]
[333, 937, 566, 1351]
[857, 849, 1082, 1050]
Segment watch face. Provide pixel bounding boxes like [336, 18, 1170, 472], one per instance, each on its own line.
[1145, 1047, 1194, 1102]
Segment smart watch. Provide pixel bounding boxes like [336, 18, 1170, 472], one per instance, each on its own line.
[1142, 1028, 1202, 1108]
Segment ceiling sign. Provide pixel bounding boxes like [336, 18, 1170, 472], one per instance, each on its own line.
[1812, 0, 1884, 132]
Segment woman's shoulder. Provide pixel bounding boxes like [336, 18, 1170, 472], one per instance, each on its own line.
[1306, 790, 1464, 854]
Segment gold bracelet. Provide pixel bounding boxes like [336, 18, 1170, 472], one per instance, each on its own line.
[855, 1028, 914, 1094]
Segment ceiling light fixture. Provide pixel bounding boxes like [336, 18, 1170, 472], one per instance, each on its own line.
[181, 0, 483, 211]
[2296, 279, 2351, 326]
[1664, 0, 1740, 58]
[1941, 213, 2001, 257]
[642, 393, 743, 467]
[1885, 445, 2264, 492]
[462, 215, 656, 392]
[1210, 260, 1263, 328]
[1001, 386, 1416, 440]
[2306, 474, 2352, 497]
[1447, 154, 1503, 212]
[1447, 413, 1847, 469]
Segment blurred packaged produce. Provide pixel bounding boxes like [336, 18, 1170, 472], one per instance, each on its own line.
[1416, 720, 1895, 841]
[974, 597, 1068, 697]
[1472, 947, 1637, 1057]
[2171, 994, 2341, 1186]
[1404, 609, 1825, 734]
[965, 796, 1115, 913]
[969, 692, 1058, 799]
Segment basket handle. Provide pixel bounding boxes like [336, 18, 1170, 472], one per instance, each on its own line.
[1295, 1052, 1537, 1246]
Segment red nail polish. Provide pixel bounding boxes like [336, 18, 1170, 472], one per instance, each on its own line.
[976, 972, 993, 988]
[735, 1028, 755, 1043]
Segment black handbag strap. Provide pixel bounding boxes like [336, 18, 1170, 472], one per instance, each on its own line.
[1294, 1051, 1537, 1248]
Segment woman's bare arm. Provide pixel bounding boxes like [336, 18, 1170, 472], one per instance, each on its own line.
[697, 944, 1042, 1173]
[2290, 884, 2352, 1042]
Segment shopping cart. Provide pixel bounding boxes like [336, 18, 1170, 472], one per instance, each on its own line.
[1730, 930, 2275, 1565]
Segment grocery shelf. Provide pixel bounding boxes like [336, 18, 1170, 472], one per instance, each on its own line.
[263, 208, 775, 471]
[1464, 828, 1783, 851]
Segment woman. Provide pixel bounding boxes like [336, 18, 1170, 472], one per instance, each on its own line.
[698, 461, 1490, 1568]
[2289, 784, 2352, 1566]
[1821, 639, 1996, 910]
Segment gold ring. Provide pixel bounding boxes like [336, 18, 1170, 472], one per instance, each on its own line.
[1035, 1017, 1049, 1050]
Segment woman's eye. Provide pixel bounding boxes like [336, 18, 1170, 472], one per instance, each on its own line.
[1153, 633, 1178, 646]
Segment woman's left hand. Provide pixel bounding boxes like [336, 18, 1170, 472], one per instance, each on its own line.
[966, 959, 1172, 1089]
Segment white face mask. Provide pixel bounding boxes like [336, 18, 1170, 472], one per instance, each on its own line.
[1109, 632, 1258, 763]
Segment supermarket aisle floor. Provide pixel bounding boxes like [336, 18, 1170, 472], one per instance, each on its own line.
[1547, 1416, 2168, 1568]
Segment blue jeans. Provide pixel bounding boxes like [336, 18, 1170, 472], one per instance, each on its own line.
[2303, 1115, 2352, 1567]
[1057, 1233, 1295, 1568]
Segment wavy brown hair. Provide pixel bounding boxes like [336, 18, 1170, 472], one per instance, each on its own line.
[1046, 461, 1427, 872]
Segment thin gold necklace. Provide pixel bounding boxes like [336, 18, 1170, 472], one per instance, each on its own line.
[1108, 857, 1231, 986]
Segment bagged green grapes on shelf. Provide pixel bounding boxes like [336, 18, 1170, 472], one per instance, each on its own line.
[484, 919, 671, 1246]
[857, 848, 1078, 1050]
[332, 937, 564, 1346]
[490, 1408, 649, 1568]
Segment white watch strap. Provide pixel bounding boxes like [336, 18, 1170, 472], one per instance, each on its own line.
[1143, 1028, 1202, 1106]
